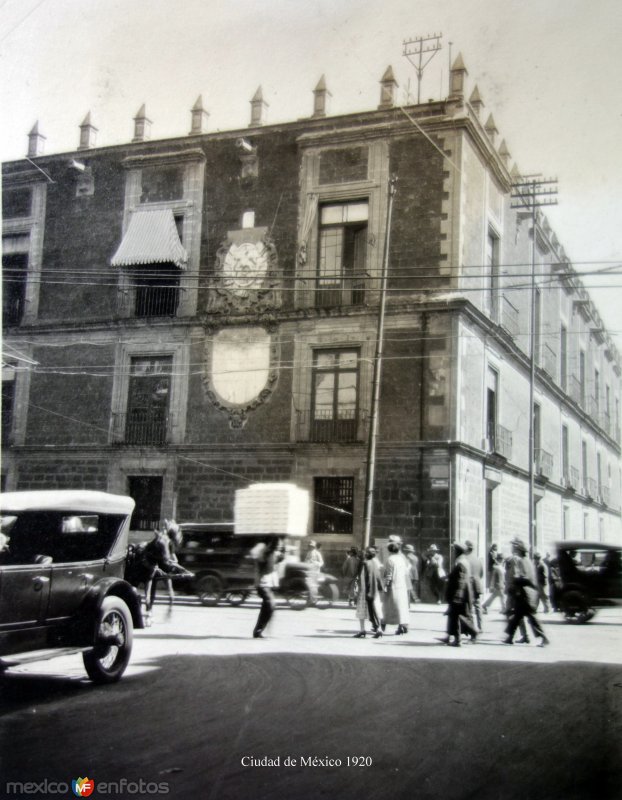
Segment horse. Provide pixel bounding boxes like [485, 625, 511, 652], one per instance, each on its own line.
[125, 526, 192, 619]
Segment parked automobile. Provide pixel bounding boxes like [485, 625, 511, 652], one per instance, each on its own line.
[0, 490, 144, 683]
[176, 523, 339, 609]
[556, 540, 622, 623]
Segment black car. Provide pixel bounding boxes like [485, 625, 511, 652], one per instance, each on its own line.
[556, 541, 622, 622]
[0, 490, 144, 682]
[176, 523, 339, 609]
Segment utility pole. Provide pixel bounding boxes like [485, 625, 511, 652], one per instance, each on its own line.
[403, 33, 442, 103]
[363, 176, 398, 549]
[511, 176, 558, 554]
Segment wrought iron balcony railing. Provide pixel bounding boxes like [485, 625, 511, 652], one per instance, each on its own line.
[297, 408, 364, 443]
[585, 477, 598, 500]
[535, 448, 554, 480]
[500, 295, 520, 338]
[111, 410, 171, 446]
[487, 423, 513, 460]
[118, 284, 180, 318]
[562, 466, 580, 491]
[314, 274, 368, 308]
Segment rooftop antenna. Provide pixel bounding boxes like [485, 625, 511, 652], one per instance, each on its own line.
[402, 32, 442, 103]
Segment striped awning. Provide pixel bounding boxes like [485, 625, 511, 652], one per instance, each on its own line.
[111, 209, 187, 270]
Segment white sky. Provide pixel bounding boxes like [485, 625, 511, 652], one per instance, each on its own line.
[1, 0, 621, 347]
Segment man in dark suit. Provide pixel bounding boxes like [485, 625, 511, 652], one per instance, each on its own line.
[444, 542, 478, 647]
[504, 538, 550, 646]
[464, 540, 484, 632]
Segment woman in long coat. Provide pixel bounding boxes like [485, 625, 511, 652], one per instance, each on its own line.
[383, 542, 411, 635]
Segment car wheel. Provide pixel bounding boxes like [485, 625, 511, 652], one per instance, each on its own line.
[561, 590, 591, 623]
[226, 590, 249, 607]
[196, 575, 224, 606]
[285, 580, 309, 610]
[315, 581, 339, 609]
[83, 596, 133, 684]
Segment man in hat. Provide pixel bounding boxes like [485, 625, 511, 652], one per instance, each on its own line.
[423, 544, 446, 603]
[443, 542, 478, 646]
[464, 540, 484, 631]
[504, 538, 550, 646]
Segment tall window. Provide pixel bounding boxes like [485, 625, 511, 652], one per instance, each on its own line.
[125, 356, 172, 445]
[533, 288, 542, 366]
[579, 350, 586, 407]
[311, 349, 359, 442]
[561, 424, 569, 480]
[2, 250, 28, 327]
[533, 403, 541, 454]
[582, 440, 588, 492]
[486, 230, 500, 320]
[128, 475, 163, 531]
[313, 477, 354, 533]
[317, 201, 368, 307]
[486, 366, 498, 446]
[594, 369, 600, 420]
[560, 325, 567, 391]
[1, 380, 15, 443]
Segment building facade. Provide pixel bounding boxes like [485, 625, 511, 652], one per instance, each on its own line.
[2, 57, 621, 579]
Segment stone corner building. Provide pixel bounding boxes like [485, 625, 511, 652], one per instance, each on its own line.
[2, 58, 621, 581]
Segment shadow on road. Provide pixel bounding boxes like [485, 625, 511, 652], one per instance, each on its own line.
[1, 651, 620, 800]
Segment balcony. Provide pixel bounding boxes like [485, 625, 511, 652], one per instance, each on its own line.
[314, 274, 368, 309]
[500, 295, 520, 338]
[568, 375, 583, 407]
[111, 409, 171, 446]
[541, 343, 557, 381]
[585, 477, 598, 500]
[118, 282, 180, 318]
[487, 424, 513, 460]
[297, 408, 364, 443]
[535, 448, 554, 480]
[601, 485, 610, 506]
[588, 396, 600, 423]
[562, 466, 580, 492]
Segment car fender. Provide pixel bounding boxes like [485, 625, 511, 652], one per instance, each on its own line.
[76, 578, 145, 642]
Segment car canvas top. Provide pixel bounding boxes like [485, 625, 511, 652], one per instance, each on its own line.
[0, 490, 135, 516]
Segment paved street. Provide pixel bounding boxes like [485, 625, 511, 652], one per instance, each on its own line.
[1, 599, 621, 799]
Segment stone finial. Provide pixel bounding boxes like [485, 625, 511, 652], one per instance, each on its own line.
[378, 65, 399, 110]
[249, 86, 269, 127]
[132, 104, 152, 142]
[468, 85, 484, 117]
[312, 75, 331, 118]
[484, 113, 498, 145]
[510, 162, 521, 180]
[78, 112, 98, 151]
[498, 139, 511, 168]
[189, 95, 209, 135]
[449, 53, 468, 99]
[27, 121, 46, 158]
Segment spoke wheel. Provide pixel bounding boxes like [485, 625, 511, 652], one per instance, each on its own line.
[83, 596, 133, 684]
[197, 575, 224, 606]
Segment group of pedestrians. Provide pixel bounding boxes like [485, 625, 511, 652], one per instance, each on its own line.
[247, 534, 549, 648]
[350, 537, 413, 638]
[445, 537, 550, 646]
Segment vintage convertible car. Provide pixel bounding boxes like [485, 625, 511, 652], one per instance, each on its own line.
[0, 490, 144, 683]
[556, 540, 622, 623]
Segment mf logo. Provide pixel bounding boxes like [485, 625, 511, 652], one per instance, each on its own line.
[72, 777, 95, 797]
